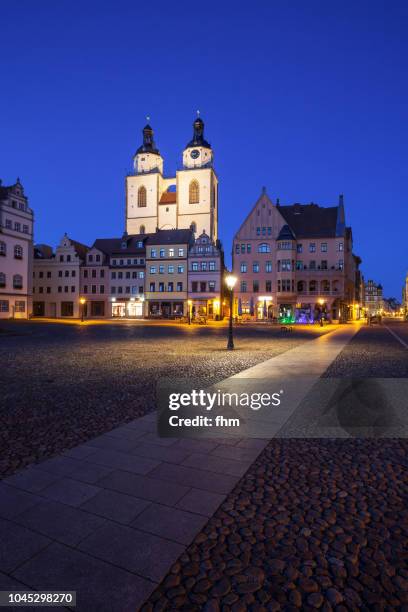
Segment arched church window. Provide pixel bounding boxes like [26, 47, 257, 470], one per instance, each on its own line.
[189, 180, 199, 204]
[139, 225, 145, 235]
[138, 186, 147, 207]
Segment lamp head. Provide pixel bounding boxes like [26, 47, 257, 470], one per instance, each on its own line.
[225, 274, 237, 290]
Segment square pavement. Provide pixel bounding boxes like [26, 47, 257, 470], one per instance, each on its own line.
[0, 416, 264, 612]
[0, 325, 358, 611]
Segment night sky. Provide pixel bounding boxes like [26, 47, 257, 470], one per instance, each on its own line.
[1, 1, 407, 298]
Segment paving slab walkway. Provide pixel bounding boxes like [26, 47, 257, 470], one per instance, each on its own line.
[0, 324, 359, 611]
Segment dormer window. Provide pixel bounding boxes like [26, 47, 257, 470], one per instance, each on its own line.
[122, 241, 127, 249]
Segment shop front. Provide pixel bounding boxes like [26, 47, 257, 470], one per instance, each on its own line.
[111, 297, 144, 318]
[189, 297, 221, 320]
[148, 300, 184, 318]
[256, 296, 275, 320]
[278, 303, 296, 323]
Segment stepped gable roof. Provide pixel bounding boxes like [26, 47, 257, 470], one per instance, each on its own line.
[146, 228, 193, 245]
[278, 203, 339, 238]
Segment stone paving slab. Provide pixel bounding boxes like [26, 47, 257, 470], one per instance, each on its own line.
[0, 324, 359, 611]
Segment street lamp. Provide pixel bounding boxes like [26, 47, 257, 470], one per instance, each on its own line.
[187, 299, 192, 325]
[318, 298, 325, 326]
[225, 274, 237, 350]
[79, 297, 86, 322]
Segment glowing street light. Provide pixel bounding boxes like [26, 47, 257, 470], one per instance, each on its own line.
[187, 299, 192, 325]
[79, 297, 86, 322]
[225, 274, 237, 350]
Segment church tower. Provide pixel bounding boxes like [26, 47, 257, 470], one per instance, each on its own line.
[176, 115, 218, 241]
[126, 123, 164, 235]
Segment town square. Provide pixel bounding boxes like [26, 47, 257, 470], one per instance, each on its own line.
[1, 1, 407, 611]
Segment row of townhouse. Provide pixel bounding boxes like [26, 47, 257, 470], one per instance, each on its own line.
[32, 229, 225, 319]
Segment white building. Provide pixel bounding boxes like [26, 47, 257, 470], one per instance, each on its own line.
[126, 116, 218, 242]
[0, 178, 34, 319]
[33, 234, 88, 318]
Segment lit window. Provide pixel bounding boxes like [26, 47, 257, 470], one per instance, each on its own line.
[138, 186, 147, 207]
[14, 245, 23, 259]
[189, 180, 199, 204]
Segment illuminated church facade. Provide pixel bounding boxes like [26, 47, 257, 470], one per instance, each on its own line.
[126, 117, 218, 242]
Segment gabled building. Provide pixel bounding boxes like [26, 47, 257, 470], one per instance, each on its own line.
[0, 178, 34, 319]
[232, 189, 361, 322]
[33, 234, 88, 318]
[188, 230, 225, 319]
[364, 280, 383, 316]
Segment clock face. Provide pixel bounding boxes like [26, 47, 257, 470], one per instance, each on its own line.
[190, 149, 200, 159]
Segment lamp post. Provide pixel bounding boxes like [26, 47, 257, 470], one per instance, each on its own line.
[187, 299, 192, 325]
[318, 298, 325, 326]
[225, 274, 237, 350]
[79, 297, 86, 322]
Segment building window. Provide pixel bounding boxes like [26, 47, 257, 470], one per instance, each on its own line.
[14, 245, 23, 259]
[61, 302, 74, 317]
[247, 244, 251, 253]
[15, 301, 25, 313]
[297, 244, 303, 253]
[192, 262, 199, 271]
[0, 300, 9, 312]
[189, 180, 199, 204]
[265, 261, 272, 272]
[92, 285, 96, 294]
[321, 260, 328, 270]
[139, 226, 145, 235]
[58, 286, 62, 293]
[309, 260, 316, 270]
[0, 273, 6, 287]
[159, 249, 165, 258]
[150, 249, 157, 258]
[241, 244, 245, 254]
[253, 262, 259, 273]
[0, 242, 6, 256]
[169, 248, 174, 257]
[125, 271, 130, 279]
[67, 255, 71, 262]
[309, 243, 316, 253]
[150, 282, 155, 291]
[296, 260, 303, 270]
[39, 271, 44, 279]
[338, 260, 344, 270]
[159, 265, 164, 274]
[89, 255, 93, 262]
[100, 285, 104, 294]
[178, 265, 184, 273]
[281, 259, 291, 271]
[23, 225, 29, 234]
[96, 254, 100, 262]
[168, 281, 174, 292]
[150, 266, 156, 274]
[111, 286, 116, 293]
[253, 280, 259, 293]
[65, 271, 69, 277]
[138, 186, 147, 207]
[13, 274, 23, 289]
[337, 242, 344, 252]
[267, 227, 272, 235]
[256, 227, 261, 236]
[14, 222, 21, 231]
[201, 262, 207, 271]
[190, 221, 197, 233]
[258, 243, 271, 253]
[266, 280, 272, 292]
[39, 287, 44, 293]
[235, 244, 240, 254]
[178, 248, 184, 257]
[5, 220, 12, 229]
[176, 282, 183, 291]
[47, 271, 52, 278]
[192, 281, 198, 292]
[241, 281, 247, 292]
[100, 270, 104, 278]
[118, 287, 123, 294]
[240, 263, 247, 273]
[209, 261, 216, 271]
[64, 286, 68, 293]
[200, 281, 206, 292]
[159, 282, 164, 292]
[139, 271, 144, 278]
[208, 281, 215, 292]
[321, 243, 328, 252]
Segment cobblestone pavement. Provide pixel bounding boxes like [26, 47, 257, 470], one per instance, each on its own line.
[0, 321, 329, 478]
[141, 323, 408, 611]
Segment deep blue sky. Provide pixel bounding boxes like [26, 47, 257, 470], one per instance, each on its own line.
[1, 1, 407, 297]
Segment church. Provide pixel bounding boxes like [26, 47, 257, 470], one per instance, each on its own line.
[126, 116, 219, 242]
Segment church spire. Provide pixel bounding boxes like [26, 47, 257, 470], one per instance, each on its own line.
[136, 123, 160, 155]
[186, 115, 211, 149]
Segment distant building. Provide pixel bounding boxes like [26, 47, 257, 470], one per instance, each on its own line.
[80, 244, 109, 318]
[403, 273, 408, 319]
[232, 190, 361, 322]
[93, 235, 147, 318]
[125, 117, 218, 242]
[188, 230, 225, 319]
[33, 234, 88, 318]
[145, 229, 193, 317]
[0, 178, 34, 319]
[364, 279, 383, 316]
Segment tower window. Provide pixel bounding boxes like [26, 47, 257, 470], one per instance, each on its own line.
[189, 180, 199, 204]
[138, 186, 147, 207]
[139, 225, 145, 235]
[190, 221, 197, 233]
